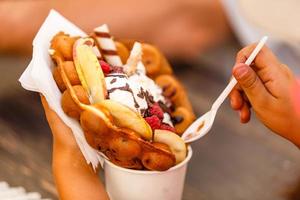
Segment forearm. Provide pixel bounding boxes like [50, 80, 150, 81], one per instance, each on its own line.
[52, 143, 109, 200]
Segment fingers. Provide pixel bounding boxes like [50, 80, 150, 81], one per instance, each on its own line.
[41, 94, 55, 123]
[41, 94, 49, 111]
[239, 102, 251, 123]
[230, 88, 251, 123]
[232, 63, 269, 106]
[230, 89, 243, 110]
[41, 94, 64, 126]
[236, 45, 280, 71]
[40, 94, 76, 147]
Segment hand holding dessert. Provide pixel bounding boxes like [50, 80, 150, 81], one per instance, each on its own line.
[230, 45, 300, 146]
[40, 95, 109, 200]
[49, 25, 195, 171]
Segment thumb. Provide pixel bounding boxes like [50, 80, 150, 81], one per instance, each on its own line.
[232, 63, 268, 106]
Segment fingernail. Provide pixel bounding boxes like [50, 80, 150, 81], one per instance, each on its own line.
[234, 64, 248, 79]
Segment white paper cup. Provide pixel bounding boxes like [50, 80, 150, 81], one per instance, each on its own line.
[103, 146, 192, 200]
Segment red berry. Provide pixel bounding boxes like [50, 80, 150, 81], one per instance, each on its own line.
[149, 103, 164, 119]
[160, 124, 176, 132]
[100, 60, 111, 74]
[110, 66, 124, 73]
[145, 115, 161, 130]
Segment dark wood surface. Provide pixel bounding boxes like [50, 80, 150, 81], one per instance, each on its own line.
[1, 51, 300, 200]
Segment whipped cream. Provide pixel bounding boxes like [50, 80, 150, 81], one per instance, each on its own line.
[104, 73, 148, 113]
[104, 63, 173, 126]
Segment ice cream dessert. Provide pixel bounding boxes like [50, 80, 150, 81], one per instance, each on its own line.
[103, 43, 174, 129]
[49, 24, 195, 171]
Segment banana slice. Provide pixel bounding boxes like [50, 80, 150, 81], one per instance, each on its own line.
[154, 129, 187, 164]
[99, 100, 153, 140]
[73, 38, 107, 103]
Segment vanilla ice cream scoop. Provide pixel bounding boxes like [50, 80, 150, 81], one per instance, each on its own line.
[105, 73, 148, 115]
[104, 42, 173, 126]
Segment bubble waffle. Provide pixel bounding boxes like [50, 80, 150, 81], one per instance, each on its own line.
[49, 28, 194, 171]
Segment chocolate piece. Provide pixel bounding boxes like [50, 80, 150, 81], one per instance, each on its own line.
[110, 78, 117, 84]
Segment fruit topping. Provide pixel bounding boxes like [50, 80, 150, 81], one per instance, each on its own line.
[99, 60, 111, 74]
[110, 66, 124, 73]
[160, 124, 176, 132]
[99, 100, 153, 140]
[154, 129, 187, 164]
[145, 115, 161, 131]
[73, 38, 107, 103]
[148, 103, 164, 119]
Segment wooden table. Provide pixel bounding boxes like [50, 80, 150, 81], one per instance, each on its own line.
[1, 53, 300, 200]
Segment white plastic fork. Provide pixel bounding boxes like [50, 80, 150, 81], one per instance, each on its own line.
[181, 36, 268, 143]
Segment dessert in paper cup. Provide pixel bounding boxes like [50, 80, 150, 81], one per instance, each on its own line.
[20, 10, 195, 200]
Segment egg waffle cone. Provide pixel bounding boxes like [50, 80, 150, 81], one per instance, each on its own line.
[50, 32, 178, 171]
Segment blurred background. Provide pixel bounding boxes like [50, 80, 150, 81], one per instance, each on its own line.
[0, 0, 299, 199]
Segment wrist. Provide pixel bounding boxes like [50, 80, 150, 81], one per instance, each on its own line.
[52, 141, 84, 168]
[52, 143, 93, 175]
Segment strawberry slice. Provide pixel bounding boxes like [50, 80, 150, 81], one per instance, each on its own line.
[99, 60, 111, 74]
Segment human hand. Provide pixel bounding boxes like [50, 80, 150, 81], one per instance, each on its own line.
[41, 94, 78, 151]
[40, 95, 109, 200]
[229, 45, 300, 146]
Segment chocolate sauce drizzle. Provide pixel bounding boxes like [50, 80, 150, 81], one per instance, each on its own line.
[101, 49, 118, 55]
[158, 101, 172, 114]
[110, 78, 117, 84]
[106, 73, 126, 78]
[140, 108, 147, 116]
[94, 31, 111, 38]
[107, 83, 139, 109]
[105, 72, 177, 124]
[137, 88, 155, 106]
